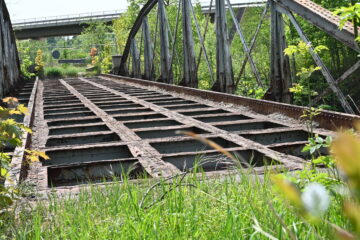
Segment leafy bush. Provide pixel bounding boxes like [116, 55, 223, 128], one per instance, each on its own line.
[18, 47, 35, 80]
[0, 97, 48, 211]
[45, 67, 63, 78]
[63, 67, 79, 77]
[34, 49, 44, 78]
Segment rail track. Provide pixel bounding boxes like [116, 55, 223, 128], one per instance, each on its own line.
[7, 75, 359, 194]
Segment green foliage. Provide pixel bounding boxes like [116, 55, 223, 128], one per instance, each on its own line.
[285, 41, 328, 106]
[100, 43, 113, 74]
[0, 97, 48, 212]
[236, 80, 266, 99]
[44, 67, 63, 78]
[62, 66, 82, 77]
[44, 66, 86, 78]
[78, 22, 115, 74]
[34, 49, 44, 78]
[300, 107, 322, 136]
[17, 47, 35, 80]
[274, 124, 360, 239]
[302, 135, 332, 155]
[333, 3, 360, 38]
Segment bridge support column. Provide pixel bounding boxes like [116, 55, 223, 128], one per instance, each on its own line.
[158, 0, 173, 84]
[142, 17, 154, 80]
[130, 39, 141, 79]
[212, 0, 234, 94]
[180, 0, 198, 88]
[267, 1, 292, 103]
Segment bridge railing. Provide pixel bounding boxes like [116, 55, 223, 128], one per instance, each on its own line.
[12, 10, 125, 28]
[199, 0, 266, 12]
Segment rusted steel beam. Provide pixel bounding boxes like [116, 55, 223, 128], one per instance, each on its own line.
[118, 0, 158, 75]
[212, 0, 234, 93]
[275, 0, 360, 53]
[189, 0, 214, 84]
[180, 0, 198, 88]
[313, 60, 360, 105]
[130, 39, 141, 78]
[157, 0, 173, 83]
[226, 0, 263, 88]
[266, 1, 292, 103]
[228, 8, 245, 43]
[235, 2, 268, 88]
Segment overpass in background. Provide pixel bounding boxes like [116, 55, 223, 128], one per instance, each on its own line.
[12, 10, 124, 40]
[12, 0, 266, 40]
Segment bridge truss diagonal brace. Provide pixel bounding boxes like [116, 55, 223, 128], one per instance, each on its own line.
[313, 60, 360, 105]
[118, 0, 158, 76]
[235, 2, 269, 89]
[226, 0, 263, 89]
[229, 8, 245, 44]
[275, 0, 360, 53]
[275, 4, 355, 114]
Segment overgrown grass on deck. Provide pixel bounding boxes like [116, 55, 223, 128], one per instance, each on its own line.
[0, 168, 349, 239]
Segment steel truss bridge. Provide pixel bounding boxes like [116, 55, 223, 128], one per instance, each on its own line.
[1, 0, 360, 193]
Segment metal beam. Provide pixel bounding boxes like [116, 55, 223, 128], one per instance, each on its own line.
[235, 2, 268, 88]
[226, 0, 263, 88]
[158, 0, 173, 83]
[130, 39, 141, 78]
[229, 8, 246, 44]
[180, 0, 198, 88]
[119, 0, 158, 75]
[275, 0, 360, 53]
[313, 60, 360, 104]
[142, 17, 154, 80]
[267, 1, 292, 103]
[212, 0, 234, 93]
[189, 0, 214, 84]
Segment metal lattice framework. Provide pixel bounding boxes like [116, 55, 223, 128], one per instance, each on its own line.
[117, 0, 360, 114]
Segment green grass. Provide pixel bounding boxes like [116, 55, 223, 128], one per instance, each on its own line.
[44, 67, 63, 78]
[44, 66, 88, 78]
[0, 169, 349, 239]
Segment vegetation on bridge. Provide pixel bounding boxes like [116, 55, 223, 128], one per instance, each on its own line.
[3, 2, 359, 238]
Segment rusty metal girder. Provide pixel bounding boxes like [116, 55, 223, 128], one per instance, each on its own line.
[274, 0, 360, 53]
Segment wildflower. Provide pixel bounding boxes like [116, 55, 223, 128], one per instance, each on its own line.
[301, 183, 330, 217]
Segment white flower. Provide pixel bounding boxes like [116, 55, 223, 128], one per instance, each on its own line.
[301, 183, 330, 217]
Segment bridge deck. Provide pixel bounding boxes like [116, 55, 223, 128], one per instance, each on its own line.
[16, 76, 354, 194]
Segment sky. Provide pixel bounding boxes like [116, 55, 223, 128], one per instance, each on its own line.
[4, 0, 129, 21]
[4, 0, 266, 22]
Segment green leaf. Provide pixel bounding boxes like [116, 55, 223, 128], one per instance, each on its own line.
[302, 145, 311, 153]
